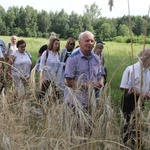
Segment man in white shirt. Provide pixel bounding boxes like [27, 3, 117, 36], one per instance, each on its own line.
[120, 49, 150, 145]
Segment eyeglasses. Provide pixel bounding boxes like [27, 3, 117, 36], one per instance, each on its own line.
[69, 43, 75, 46]
[19, 46, 26, 48]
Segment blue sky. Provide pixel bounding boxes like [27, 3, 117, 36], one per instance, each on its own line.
[1, 0, 150, 18]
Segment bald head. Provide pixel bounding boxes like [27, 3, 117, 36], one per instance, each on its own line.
[11, 35, 18, 44]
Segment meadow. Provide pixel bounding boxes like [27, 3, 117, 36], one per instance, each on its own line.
[0, 36, 150, 150]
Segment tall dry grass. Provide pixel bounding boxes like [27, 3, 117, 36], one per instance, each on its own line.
[0, 65, 149, 150]
[0, 36, 150, 150]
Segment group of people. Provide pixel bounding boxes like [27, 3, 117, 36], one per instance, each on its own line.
[0, 30, 150, 146]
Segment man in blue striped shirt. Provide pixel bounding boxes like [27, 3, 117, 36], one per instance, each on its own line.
[64, 31, 105, 110]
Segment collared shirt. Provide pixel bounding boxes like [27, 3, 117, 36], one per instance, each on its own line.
[64, 48, 105, 107]
[0, 39, 6, 52]
[120, 61, 150, 95]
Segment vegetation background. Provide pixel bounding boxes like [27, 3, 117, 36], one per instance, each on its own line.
[0, 2, 150, 42]
[0, 1, 150, 150]
[1, 35, 150, 104]
[0, 36, 150, 150]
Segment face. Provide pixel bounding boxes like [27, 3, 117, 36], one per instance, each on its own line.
[95, 48, 102, 55]
[68, 41, 75, 50]
[11, 36, 17, 44]
[79, 34, 95, 55]
[18, 43, 26, 53]
[52, 40, 60, 52]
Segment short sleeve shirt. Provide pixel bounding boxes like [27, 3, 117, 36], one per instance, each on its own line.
[120, 61, 150, 95]
[11, 50, 32, 78]
[64, 49, 105, 107]
[39, 50, 61, 81]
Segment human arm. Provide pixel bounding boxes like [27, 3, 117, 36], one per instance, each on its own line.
[0, 58, 4, 74]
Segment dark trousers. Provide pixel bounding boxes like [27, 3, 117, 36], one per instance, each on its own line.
[121, 92, 144, 145]
[38, 80, 60, 102]
[0, 73, 4, 93]
[38, 80, 51, 100]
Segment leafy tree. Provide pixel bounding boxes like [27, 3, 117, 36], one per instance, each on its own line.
[37, 10, 50, 34]
[5, 7, 16, 32]
[84, 2, 101, 24]
[51, 9, 69, 38]
[118, 24, 130, 36]
[18, 6, 38, 37]
[99, 23, 112, 40]
[82, 14, 93, 32]
[0, 18, 6, 35]
[0, 6, 6, 34]
[24, 6, 38, 37]
[132, 16, 146, 36]
[0, 5, 6, 20]
[67, 12, 83, 39]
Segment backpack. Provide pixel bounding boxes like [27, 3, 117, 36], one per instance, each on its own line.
[35, 49, 49, 72]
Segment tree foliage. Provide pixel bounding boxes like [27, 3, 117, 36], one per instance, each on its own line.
[0, 3, 149, 41]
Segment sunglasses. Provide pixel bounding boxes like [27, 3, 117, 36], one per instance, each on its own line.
[20, 45, 26, 48]
[69, 43, 75, 46]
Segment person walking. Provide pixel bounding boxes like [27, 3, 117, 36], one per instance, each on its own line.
[64, 31, 105, 111]
[7, 40, 33, 98]
[38, 38, 63, 101]
[60, 37, 75, 63]
[120, 49, 150, 146]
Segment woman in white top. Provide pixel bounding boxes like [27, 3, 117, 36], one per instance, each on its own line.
[120, 49, 150, 145]
[39, 38, 62, 100]
[7, 40, 33, 97]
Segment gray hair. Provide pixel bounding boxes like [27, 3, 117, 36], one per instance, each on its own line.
[78, 31, 94, 41]
[138, 49, 150, 59]
[11, 35, 17, 40]
[138, 49, 150, 68]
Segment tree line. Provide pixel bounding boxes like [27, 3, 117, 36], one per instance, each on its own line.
[0, 3, 150, 41]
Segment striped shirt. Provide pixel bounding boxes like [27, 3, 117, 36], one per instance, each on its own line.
[64, 49, 105, 107]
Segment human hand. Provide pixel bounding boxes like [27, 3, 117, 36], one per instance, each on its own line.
[92, 81, 104, 89]
[6, 71, 12, 81]
[0, 68, 3, 74]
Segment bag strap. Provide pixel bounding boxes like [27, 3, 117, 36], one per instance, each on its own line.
[26, 51, 32, 61]
[45, 49, 49, 65]
[6, 43, 11, 56]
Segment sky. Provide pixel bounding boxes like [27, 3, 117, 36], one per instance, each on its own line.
[0, 0, 150, 18]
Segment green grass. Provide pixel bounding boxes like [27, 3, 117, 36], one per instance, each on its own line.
[1, 35, 150, 103]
